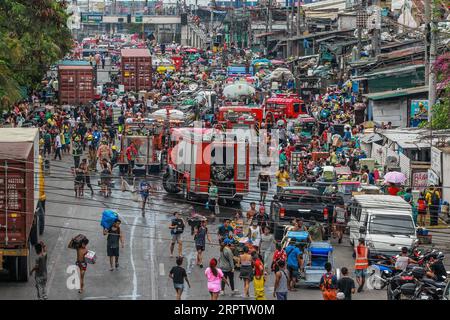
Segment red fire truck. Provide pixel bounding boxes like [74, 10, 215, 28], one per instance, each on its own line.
[264, 93, 308, 124]
[162, 128, 249, 204]
[216, 105, 264, 130]
[118, 120, 164, 174]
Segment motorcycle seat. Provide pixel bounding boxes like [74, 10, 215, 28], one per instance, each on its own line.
[422, 278, 447, 288]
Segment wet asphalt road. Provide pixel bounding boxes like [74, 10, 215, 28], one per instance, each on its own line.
[0, 149, 390, 300]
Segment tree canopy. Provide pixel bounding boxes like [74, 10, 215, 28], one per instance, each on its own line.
[0, 0, 72, 109]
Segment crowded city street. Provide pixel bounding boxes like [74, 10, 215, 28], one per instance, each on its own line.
[1, 0, 450, 304]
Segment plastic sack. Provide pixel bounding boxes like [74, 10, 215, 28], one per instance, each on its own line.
[205, 201, 209, 210]
[215, 203, 220, 215]
[101, 210, 119, 229]
[85, 250, 97, 264]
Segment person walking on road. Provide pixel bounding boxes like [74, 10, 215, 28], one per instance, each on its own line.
[337, 267, 355, 300]
[126, 141, 138, 176]
[169, 211, 185, 258]
[354, 238, 369, 293]
[426, 185, 441, 226]
[275, 166, 290, 193]
[169, 256, 191, 300]
[103, 220, 124, 271]
[205, 258, 229, 300]
[30, 241, 48, 300]
[273, 260, 289, 300]
[218, 239, 239, 296]
[208, 181, 219, 217]
[285, 240, 303, 290]
[194, 220, 211, 268]
[54, 130, 62, 160]
[319, 262, 338, 300]
[257, 167, 271, 203]
[252, 251, 266, 300]
[139, 179, 151, 216]
[80, 159, 94, 196]
[239, 246, 253, 298]
[74, 238, 89, 294]
[260, 226, 274, 271]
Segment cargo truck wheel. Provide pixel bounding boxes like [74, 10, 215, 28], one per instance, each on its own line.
[17, 255, 29, 282]
[8, 256, 19, 281]
[162, 172, 180, 194]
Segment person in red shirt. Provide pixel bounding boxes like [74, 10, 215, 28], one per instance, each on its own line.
[126, 142, 138, 176]
[252, 251, 266, 300]
[387, 183, 400, 196]
[271, 243, 287, 272]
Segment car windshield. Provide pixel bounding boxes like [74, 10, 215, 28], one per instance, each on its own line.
[368, 214, 415, 235]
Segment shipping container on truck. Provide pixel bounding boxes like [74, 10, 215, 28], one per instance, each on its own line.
[121, 48, 152, 91]
[58, 65, 95, 105]
[0, 128, 46, 281]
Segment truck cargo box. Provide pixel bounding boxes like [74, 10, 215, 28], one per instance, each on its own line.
[0, 128, 39, 249]
[121, 49, 152, 91]
[58, 65, 95, 105]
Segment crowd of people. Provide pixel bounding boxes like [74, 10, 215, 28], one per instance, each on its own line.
[6, 35, 447, 301]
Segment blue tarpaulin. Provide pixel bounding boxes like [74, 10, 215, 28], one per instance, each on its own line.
[101, 209, 119, 230]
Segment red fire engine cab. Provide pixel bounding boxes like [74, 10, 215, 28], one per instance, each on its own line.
[162, 128, 249, 204]
[118, 119, 164, 174]
[216, 105, 263, 130]
[264, 93, 307, 124]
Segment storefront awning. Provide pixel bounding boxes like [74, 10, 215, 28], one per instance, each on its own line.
[364, 86, 428, 101]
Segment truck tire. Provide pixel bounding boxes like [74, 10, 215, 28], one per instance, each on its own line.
[38, 206, 45, 235]
[17, 255, 29, 282]
[7, 253, 29, 282]
[162, 172, 180, 194]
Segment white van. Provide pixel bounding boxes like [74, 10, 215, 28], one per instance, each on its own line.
[348, 195, 417, 256]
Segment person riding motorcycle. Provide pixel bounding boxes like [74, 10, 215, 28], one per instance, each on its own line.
[426, 252, 447, 282]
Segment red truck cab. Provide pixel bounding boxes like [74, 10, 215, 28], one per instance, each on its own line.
[265, 93, 307, 122]
[163, 128, 249, 204]
[217, 105, 263, 130]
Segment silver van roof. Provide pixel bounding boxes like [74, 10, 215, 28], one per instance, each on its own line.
[352, 195, 411, 210]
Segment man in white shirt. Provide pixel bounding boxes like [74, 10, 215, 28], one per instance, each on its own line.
[54, 132, 62, 161]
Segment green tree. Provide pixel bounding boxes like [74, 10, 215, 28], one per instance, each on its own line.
[0, 0, 72, 110]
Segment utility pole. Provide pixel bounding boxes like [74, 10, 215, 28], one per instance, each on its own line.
[286, 0, 290, 36]
[268, 0, 273, 32]
[371, 0, 381, 57]
[357, 0, 367, 57]
[424, 0, 431, 85]
[290, 1, 295, 36]
[428, 0, 437, 114]
[297, 0, 301, 36]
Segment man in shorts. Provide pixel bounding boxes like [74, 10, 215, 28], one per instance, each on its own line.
[285, 240, 303, 290]
[194, 220, 211, 268]
[169, 212, 185, 258]
[169, 256, 191, 300]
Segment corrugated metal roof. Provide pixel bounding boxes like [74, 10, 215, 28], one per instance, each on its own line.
[0, 128, 39, 142]
[364, 86, 428, 101]
[121, 48, 151, 57]
[58, 65, 93, 70]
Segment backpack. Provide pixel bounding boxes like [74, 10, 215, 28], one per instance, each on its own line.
[320, 272, 335, 291]
[431, 191, 440, 206]
[418, 199, 426, 211]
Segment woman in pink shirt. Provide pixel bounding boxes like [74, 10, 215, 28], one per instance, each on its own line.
[205, 258, 229, 300]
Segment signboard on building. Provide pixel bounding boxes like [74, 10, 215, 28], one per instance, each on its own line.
[428, 169, 439, 186]
[412, 171, 428, 191]
[431, 146, 442, 180]
[410, 100, 429, 127]
[81, 13, 103, 24]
